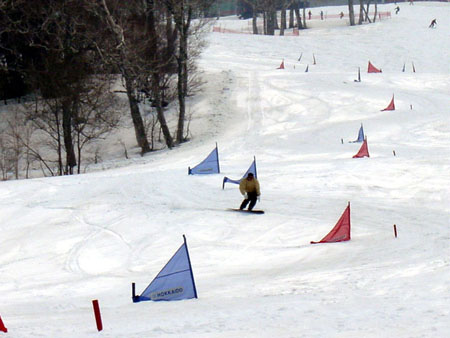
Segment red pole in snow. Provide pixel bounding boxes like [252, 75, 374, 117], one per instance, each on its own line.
[92, 300, 103, 332]
[393, 224, 398, 238]
[0, 315, 8, 333]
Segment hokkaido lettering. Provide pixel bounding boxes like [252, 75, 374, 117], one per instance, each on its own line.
[198, 168, 214, 172]
[150, 287, 184, 300]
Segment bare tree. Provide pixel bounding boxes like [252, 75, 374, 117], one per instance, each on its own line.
[4, 111, 27, 179]
[0, 128, 14, 180]
[358, 0, 364, 24]
[294, 6, 303, 30]
[281, 0, 301, 35]
[348, 0, 356, 26]
[289, 7, 294, 28]
[146, 0, 174, 148]
[280, 3, 287, 35]
[2, 103, 57, 177]
[72, 78, 122, 173]
[239, 0, 261, 34]
[95, 0, 153, 153]
[373, 0, 378, 23]
[261, 0, 277, 35]
[26, 97, 65, 175]
[162, 0, 212, 145]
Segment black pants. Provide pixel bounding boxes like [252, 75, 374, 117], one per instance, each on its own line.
[240, 191, 257, 211]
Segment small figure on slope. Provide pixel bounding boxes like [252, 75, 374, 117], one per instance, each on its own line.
[239, 173, 261, 211]
[395, 6, 400, 14]
[429, 19, 437, 28]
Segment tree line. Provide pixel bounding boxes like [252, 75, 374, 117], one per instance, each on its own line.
[237, 0, 308, 34]
[0, 0, 212, 179]
[236, 0, 379, 35]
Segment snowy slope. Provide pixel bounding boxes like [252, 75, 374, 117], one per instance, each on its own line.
[0, 3, 449, 337]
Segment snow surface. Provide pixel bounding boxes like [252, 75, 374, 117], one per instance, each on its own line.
[1, 3, 450, 337]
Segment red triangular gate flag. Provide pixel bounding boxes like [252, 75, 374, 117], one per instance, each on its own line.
[381, 95, 395, 111]
[277, 60, 285, 69]
[311, 203, 351, 244]
[0, 315, 7, 333]
[367, 61, 382, 73]
[353, 138, 370, 158]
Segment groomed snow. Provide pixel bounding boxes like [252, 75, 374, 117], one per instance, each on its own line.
[0, 3, 449, 337]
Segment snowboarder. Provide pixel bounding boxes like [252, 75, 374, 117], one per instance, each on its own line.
[395, 6, 400, 14]
[239, 173, 261, 211]
[429, 19, 437, 28]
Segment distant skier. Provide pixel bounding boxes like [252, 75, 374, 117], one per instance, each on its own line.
[308, 10, 312, 20]
[320, 11, 324, 20]
[395, 6, 400, 14]
[429, 19, 437, 28]
[239, 173, 261, 211]
[340, 11, 344, 19]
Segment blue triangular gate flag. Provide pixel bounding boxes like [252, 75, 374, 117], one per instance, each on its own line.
[188, 144, 220, 175]
[133, 235, 197, 302]
[349, 124, 364, 143]
[222, 157, 257, 189]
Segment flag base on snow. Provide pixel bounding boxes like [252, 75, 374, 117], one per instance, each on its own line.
[222, 157, 257, 189]
[381, 95, 395, 111]
[133, 235, 197, 302]
[367, 61, 382, 73]
[277, 60, 285, 69]
[311, 202, 351, 244]
[353, 138, 370, 158]
[188, 143, 220, 175]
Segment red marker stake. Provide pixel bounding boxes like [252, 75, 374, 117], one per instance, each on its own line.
[92, 300, 103, 332]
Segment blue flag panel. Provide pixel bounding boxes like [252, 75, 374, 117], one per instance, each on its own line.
[222, 158, 257, 189]
[188, 145, 220, 175]
[136, 236, 197, 302]
[350, 124, 364, 143]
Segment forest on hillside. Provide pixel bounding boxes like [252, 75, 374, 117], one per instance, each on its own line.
[0, 0, 213, 179]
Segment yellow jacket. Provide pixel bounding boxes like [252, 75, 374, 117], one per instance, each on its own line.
[239, 178, 260, 196]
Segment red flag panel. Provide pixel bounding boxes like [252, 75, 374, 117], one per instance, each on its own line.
[311, 203, 351, 244]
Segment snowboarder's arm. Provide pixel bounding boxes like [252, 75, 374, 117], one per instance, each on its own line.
[239, 180, 246, 195]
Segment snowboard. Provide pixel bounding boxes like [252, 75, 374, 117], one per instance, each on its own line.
[228, 208, 265, 214]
